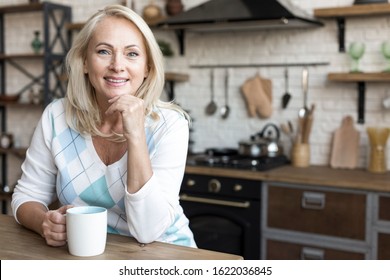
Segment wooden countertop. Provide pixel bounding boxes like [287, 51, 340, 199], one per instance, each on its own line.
[0, 215, 242, 260]
[185, 164, 390, 193]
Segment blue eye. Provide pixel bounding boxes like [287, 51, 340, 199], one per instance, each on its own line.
[97, 49, 109, 55]
[127, 51, 138, 57]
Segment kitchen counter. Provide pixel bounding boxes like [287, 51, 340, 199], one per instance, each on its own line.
[185, 164, 390, 193]
[0, 214, 242, 260]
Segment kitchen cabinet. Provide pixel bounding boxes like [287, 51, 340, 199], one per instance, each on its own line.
[0, 2, 71, 213]
[266, 239, 364, 260]
[261, 182, 370, 259]
[373, 193, 390, 259]
[185, 165, 390, 259]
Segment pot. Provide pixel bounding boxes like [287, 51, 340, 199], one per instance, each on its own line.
[238, 123, 283, 157]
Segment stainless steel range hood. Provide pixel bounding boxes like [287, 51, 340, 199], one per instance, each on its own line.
[158, 0, 323, 31]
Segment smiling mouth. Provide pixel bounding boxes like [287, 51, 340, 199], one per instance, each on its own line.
[105, 78, 129, 84]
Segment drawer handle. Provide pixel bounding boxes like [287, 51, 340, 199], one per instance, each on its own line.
[180, 194, 250, 208]
[301, 247, 325, 260]
[301, 192, 325, 210]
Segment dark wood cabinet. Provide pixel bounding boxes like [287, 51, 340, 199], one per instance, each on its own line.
[267, 184, 366, 240]
[266, 239, 365, 260]
[377, 233, 390, 260]
[374, 194, 390, 259]
[379, 195, 390, 221]
[262, 183, 369, 259]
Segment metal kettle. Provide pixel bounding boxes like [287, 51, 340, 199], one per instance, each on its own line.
[238, 123, 283, 157]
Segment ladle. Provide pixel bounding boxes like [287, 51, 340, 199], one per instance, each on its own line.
[298, 67, 309, 118]
[220, 69, 230, 119]
[205, 69, 217, 115]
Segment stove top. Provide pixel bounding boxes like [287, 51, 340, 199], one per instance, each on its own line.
[187, 152, 289, 171]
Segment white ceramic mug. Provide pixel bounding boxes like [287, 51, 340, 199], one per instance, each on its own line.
[66, 206, 107, 257]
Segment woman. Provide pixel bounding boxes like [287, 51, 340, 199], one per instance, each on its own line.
[11, 5, 196, 248]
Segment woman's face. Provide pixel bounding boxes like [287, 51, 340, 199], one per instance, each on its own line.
[83, 16, 149, 104]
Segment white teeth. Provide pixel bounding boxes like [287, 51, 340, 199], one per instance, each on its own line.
[106, 78, 127, 83]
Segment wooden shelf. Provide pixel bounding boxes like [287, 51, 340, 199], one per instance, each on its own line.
[164, 72, 189, 101]
[0, 2, 44, 14]
[314, 3, 390, 52]
[0, 100, 42, 107]
[65, 22, 84, 31]
[0, 53, 44, 60]
[165, 72, 189, 82]
[328, 72, 390, 124]
[0, 147, 27, 158]
[314, 3, 390, 18]
[328, 72, 390, 82]
[66, 16, 166, 31]
[0, 190, 12, 200]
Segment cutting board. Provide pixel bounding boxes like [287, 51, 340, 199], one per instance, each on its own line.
[330, 115, 360, 169]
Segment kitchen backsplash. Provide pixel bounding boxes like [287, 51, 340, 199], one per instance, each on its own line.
[3, 0, 390, 174]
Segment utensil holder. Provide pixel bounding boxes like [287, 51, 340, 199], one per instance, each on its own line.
[367, 127, 390, 173]
[291, 143, 310, 168]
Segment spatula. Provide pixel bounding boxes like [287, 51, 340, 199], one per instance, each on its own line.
[282, 68, 291, 109]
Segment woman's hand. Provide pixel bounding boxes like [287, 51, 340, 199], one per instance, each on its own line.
[41, 205, 73, 247]
[106, 94, 153, 194]
[106, 95, 146, 139]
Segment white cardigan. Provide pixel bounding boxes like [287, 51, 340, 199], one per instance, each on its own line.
[12, 99, 196, 247]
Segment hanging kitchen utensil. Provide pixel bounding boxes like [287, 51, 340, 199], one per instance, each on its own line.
[280, 122, 294, 143]
[205, 68, 217, 115]
[301, 103, 315, 144]
[241, 74, 272, 118]
[282, 68, 291, 109]
[220, 68, 230, 119]
[298, 67, 309, 119]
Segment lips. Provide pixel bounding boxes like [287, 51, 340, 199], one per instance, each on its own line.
[104, 77, 129, 85]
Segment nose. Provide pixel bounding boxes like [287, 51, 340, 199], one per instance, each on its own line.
[109, 54, 124, 72]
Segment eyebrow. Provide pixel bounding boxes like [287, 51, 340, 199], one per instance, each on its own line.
[95, 42, 140, 49]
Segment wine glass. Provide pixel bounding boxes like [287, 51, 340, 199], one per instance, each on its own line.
[348, 42, 365, 73]
[381, 41, 390, 72]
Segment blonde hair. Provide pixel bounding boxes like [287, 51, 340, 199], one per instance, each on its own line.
[64, 4, 187, 140]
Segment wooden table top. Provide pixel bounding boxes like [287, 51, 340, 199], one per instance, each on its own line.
[185, 164, 390, 193]
[0, 214, 242, 260]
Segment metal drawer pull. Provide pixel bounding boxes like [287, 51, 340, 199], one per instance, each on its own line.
[301, 192, 325, 210]
[301, 247, 325, 260]
[180, 194, 250, 208]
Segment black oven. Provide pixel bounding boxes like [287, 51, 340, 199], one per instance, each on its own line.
[180, 173, 261, 260]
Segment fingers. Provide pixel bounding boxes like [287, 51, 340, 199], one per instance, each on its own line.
[42, 206, 73, 247]
[106, 94, 145, 117]
[105, 95, 146, 138]
[57, 204, 74, 215]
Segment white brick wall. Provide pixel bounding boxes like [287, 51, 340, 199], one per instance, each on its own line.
[2, 0, 390, 183]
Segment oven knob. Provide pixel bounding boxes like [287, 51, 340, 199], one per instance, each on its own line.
[186, 179, 196, 187]
[208, 179, 221, 193]
[233, 184, 243, 192]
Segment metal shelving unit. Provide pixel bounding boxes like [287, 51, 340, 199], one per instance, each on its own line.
[0, 2, 71, 213]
